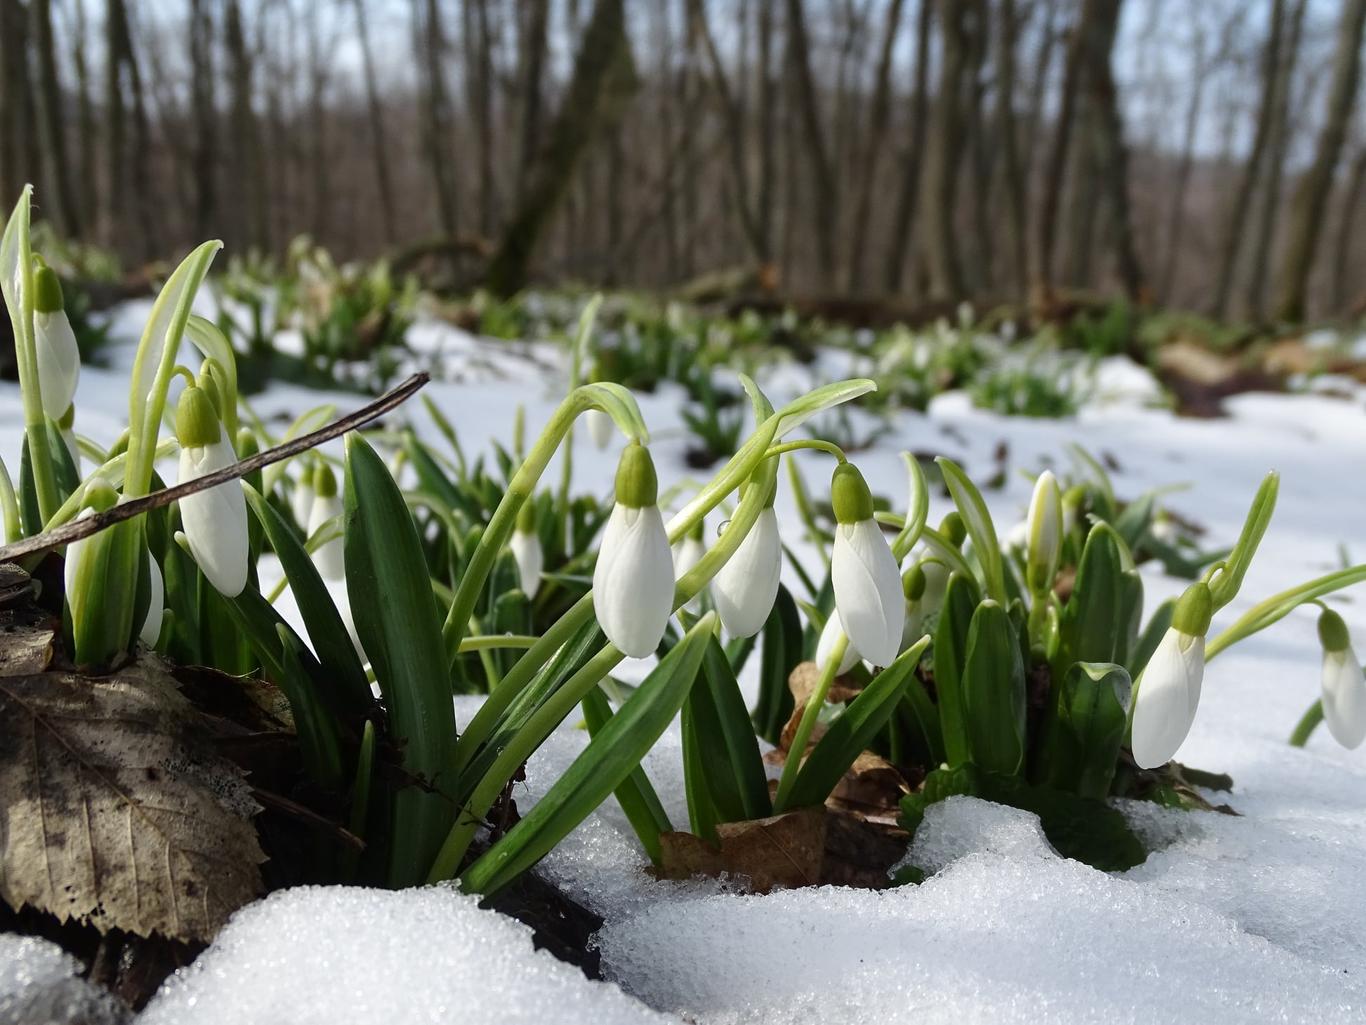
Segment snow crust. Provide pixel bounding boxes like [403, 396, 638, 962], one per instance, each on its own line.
[6, 306, 1366, 1022]
[0, 934, 128, 1024]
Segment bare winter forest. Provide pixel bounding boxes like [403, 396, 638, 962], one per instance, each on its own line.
[4, 0, 1366, 320]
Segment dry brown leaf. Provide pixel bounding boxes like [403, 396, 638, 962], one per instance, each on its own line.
[0, 608, 55, 677]
[657, 808, 826, 892]
[787, 661, 862, 707]
[0, 656, 266, 943]
[830, 751, 910, 814]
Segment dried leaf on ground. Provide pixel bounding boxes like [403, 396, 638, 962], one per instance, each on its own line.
[0, 608, 55, 677]
[0, 656, 266, 943]
[658, 808, 826, 892]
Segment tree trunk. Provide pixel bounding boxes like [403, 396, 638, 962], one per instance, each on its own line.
[103, 0, 127, 247]
[419, 0, 460, 240]
[845, 0, 905, 292]
[469, 0, 497, 238]
[1245, 0, 1306, 319]
[757, 0, 777, 261]
[1035, 0, 1087, 299]
[882, 0, 932, 293]
[784, 0, 838, 280]
[351, 0, 397, 243]
[1331, 146, 1366, 312]
[71, 0, 99, 233]
[31, 0, 83, 236]
[515, 0, 550, 203]
[484, 0, 637, 296]
[188, 0, 217, 240]
[0, 0, 30, 204]
[994, 0, 1028, 299]
[1274, 0, 1366, 321]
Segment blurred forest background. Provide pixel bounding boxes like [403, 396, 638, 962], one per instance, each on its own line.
[4, 0, 1366, 321]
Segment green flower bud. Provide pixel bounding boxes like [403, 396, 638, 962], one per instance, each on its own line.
[235, 428, 260, 459]
[830, 463, 874, 525]
[614, 441, 658, 508]
[1319, 607, 1352, 653]
[940, 511, 967, 547]
[1172, 581, 1214, 637]
[313, 461, 339, 498]
[516, 499, 537, 533]
[175, 386, 221, 449]
[34, 263, 64, 314]
[903, 562, 927, 602]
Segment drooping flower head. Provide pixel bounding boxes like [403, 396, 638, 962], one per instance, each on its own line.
[829, 462, 903, 667]
[509, 500, 544, 598]
[308, 461, 345, 581]
[33, 261, 80, 421]
[1318, 608, 1366, 749]
[592, 442, 675, 658]
[176, 384, 248, 597]
[1130, 581, 1212, 768]
[712, 479, 782, 639]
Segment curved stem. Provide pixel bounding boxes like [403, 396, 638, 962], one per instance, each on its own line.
[763, 439, 846, 462]
[1289, 699, 1324, 747]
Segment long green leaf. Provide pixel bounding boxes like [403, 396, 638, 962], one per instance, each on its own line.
[753, 585, 802, 744]
[343, 432, 456, 887]
[936, 457, 1006, 603]
[582, 685, 671, 864]
[686, 635, 772, 823]
[461, 614, 714, 896]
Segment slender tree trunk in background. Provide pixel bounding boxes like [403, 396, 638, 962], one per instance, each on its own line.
[784, 0, 838, 281]
[71, 0, 99, 232]
[351, 0, 397, 243]
[845, 0, 904, 292]
[964, 2, 992, 295]
[1077, 0, 1143, 300]
[1021, 0, 1059, 195]
[32, 0, 83, 236]
[419, 0, 461, 240]
[757, 0, 777, 262]
[690, 0, 765, 262]
[470, 0, 497, 238]
[188, 0, 217, 240]
[883, 0, 932, 293]
[1211, 0, 1284, 318]
[1245, 0, 1306, 320]
[655, 4, 680, 280]
[122, 4, 156, 259]
[516, 0, 550, 203]
[680, 2, 700, 277]
[1274, 0, 1366, 321]
[994, 0, 1027, 299]
[103, 0, 127, 247]
[485, 0, 636, 296]
[306, 5, 331, 242]
[1332, 146, 1366, 312]
[1036, 0, 1087, 299]
[0, 0, 29, 204]
[1158, 19, 1212, 305]
[921, 0, 977, 301]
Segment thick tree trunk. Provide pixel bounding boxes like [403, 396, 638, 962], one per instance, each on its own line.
[1331, 147, 1366, 312]
[32, 0, 83, 236]
[1274, 0, 1366, 321]
[419, 0, 460, 240]
[469, 0, 497, 238]
[515, 0, 550, 203]
[188, 0, 217, 240]
[784, 0, 838, 280]
[484, 0, 636, 296]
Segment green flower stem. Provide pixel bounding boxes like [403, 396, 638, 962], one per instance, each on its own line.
[763, 439, 847, 462]
[1289, 699, 1324, 747]
[430, 455, 778, 883]
[773, 632, 847, 812]
[1205, 564, 1366, 661]
[3, 191, 59, 525]
[0, 457, 19, 543]
[458, 635, 539, 653]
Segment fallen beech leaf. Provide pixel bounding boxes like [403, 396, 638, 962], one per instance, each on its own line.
[658, 808, 826, 892]
[0, 656, 266, 943]
[830, 751, 910, 814]
[787, 661, 862, 707]
[820, 806, 910, 889]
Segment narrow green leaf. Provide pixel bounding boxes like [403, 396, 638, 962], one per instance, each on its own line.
[582, 684, 671, 864]
[687, 635, 772, 823]
[961, 600, 1027, 776]
[936, 457, 1006, 603]
[753, 585, 801, 745]
[934, 572, 981, 766]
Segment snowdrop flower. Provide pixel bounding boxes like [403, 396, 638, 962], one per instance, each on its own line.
[672, 519, 706, 578]
[1318, 608, 1366, 749]
[816, 613, 860, 675]
[592, 442, 674, 658]
[177, 385, 249, 597]
[508, 502, 544, 598]
[585, 408, 614, 450]
[33, 263, 80, 420]
[140, 555, 164, 647]
[829, 463, 903, 667]
[291, 462, 316, 528]
[1130, 582, 1212, 768]
[1026, 470, 1062, 594]
[307, 463, 345, 581]
[712, 488, 781, 639]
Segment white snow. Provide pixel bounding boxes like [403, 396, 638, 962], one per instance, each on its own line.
[0, 934, 128, 1024]
[6, 308, 1366, 1022]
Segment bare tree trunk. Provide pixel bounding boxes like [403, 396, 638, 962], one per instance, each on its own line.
[305, 4, 331, 242]
[103, 0, 127, 247]
[419, 0, 460, 239]
[71, 0, 99, 232]
[0, 0, 31, 205]
[516, 0, 550, 203]
[1210, 0, 1285, 318]
[757, 0, 778, 261]
[921, 0, 980, 301]
[468, 0, 497, 237]
[1331, 146, 1366, 312]
[484, 0, 637, 295]
[351, 0, 397, 242]
[1245, 0, 1306, 319]
[1274, 0, 1366, 321]
[992, 0, 1028, 299]
[964, 1, 993, 294]
[883, 0, 932, 293]
[1035, 0, 1087, 299]
[1158, 14, 1217, 305]
[188, 0, 217, 240]
[845, 0, 905, 292]
[31, 0, 83, 236]
[784, 0, 838, 280]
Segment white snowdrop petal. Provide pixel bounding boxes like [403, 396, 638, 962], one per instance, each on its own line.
[308, 491, 345, 581]
[816, 613, 860, 675]
[586, 409, 614, 450]
[140, 557, 164, 647]
[1322, 648, 1366, 749]
[510, 529, 544, 598]
[712, 508, 782, 639]
[831, 519, 903, 666]
[179, 440, 250, 597]
[34, 310, 80, 420]
[592, 504, 675, 658]
[672, 537, 705, 579]
[1131, 629, 1204, 769]
[291, 480, 315, 528]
